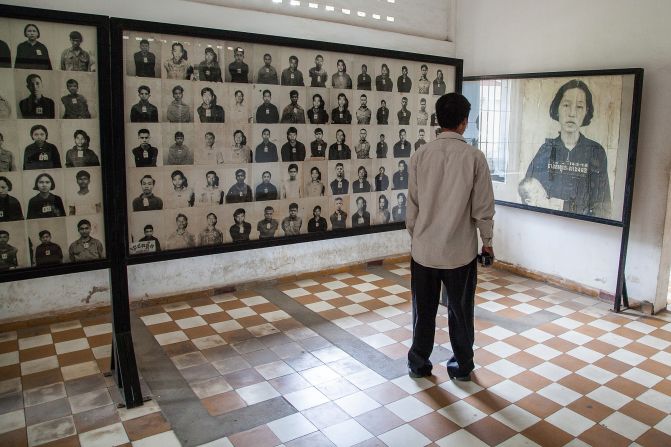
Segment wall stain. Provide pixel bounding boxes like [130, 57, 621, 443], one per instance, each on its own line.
[81, 286, 109, 304]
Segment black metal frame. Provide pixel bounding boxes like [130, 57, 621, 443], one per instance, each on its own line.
[110, 17, 463, 265]
[464, 69, 644, 312]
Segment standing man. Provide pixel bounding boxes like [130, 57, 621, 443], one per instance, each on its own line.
[406, 93, 494, 381]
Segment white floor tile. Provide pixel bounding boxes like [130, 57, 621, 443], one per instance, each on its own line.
[385, 396, 432, 422]
[524, 344, 561, 360]
[600, 412, 650, 440]
[236, 381, 280, 405]
[545, 408, 594, 436]
[436, 429, 488, 447]
[437, 400, 486, 427]
[322, 419, 373, 447]
[334, 391, 381, 417]
[487, 380, 532, 403]
[491, 404, 540, 432]
[480, 326, 515, 340]
[567, 346, 604, 363]
[0, 409, 24, 434]
[621, 367, 663, 387]
[18, 333, 53, 350]
[378, 423, 431, 447]
[132, 430, 182, 447]
[530, 362, 571, 382]
[78, 421, 129, 447]
[575, 364, 617, 384]
[391, 375, 433, 394]
[284, 386, 330, 411]
[484, 359, 525, 378]
[519, 328, 553, 343]
[267, 412, 317, 443]
[537, 383, 581, 406]
[587, 386, 632, 410]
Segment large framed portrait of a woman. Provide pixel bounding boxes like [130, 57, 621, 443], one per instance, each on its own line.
[463, 70, 643, 225]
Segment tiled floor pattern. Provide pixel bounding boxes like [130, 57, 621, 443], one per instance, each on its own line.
[2, 264, 671, 446]
[0, 316, 182, 446]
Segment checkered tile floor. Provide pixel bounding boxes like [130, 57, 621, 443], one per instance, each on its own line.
[2, 264, 671, 446]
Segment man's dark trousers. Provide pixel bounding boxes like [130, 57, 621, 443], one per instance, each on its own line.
[408, 257, 478, 377]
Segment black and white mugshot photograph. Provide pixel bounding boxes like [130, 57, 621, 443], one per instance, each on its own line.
[0, 221, 27, 269]
[65, 214, 104, 262]
[302, 160, 328, 198]
[254, 202, 279, 239]
[15, 70, 57, 119]
[278, 199, 304, 236]
[125, 77, 161, 123]
[327, 127, 352, 161]
[375, 92, 394, 125]
[64, 167, 102, 216]
[279, 161, 303, 200]
[194, 168, 224, 206]
[193, 123, 225, 165]
[354, 91, 374, 126]
[61, 121, 100, 168]
[59, 72, 97, 119]
[329, 90, 352, 125]
[125, 34, 162, 78]
[222, 202, 255, 242]
[224, 43, 253, 84]
[351, 160, 373, 194]
[128, 169, 165, 213]
[373, 192, 392, 225]
[227, 84, 253, 124]
[164, 167, 197, 209]
[128, 210, 163, 254]
[353, 127, 372, 159]
[190, 39, 225, 83]
[328, 195, 349, 230]
[251, 163, 281, 202]
[306, 89, 330, 125]
[327, 159, 352, 196]
[306, 52, 331, 89]
[222, 165, 253, 204]
[349, 193, 372, 229]
[161, 125, 196, 166]
[19, 121, 63, 170]
[253, 86, 280, 124]
[193, 82, 226, 124]
[163, 208, 199, 250]
[0, 125, 19, 172]
[23, 169, 66, 220]
[0, 70, 16, 120]
[278, 48, 308, 88]
[278, 86, 307, 124]
[160, 38, 195, 81]
[27, 217, 67, 265]
[305, 124, 330, 160]
[12, 20, 55, 71]
[390, 189, 408, 223]
[251, 45, 281, 85]
[0, 172, 24, 221]
[303, 197, 328, 233]
[126, 123, 163, 168]
[161, 80, 194, 123]
[58, 27, 97, 72]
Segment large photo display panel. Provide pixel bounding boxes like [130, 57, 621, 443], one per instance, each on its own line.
[462, 71, 642, 225]
[0, 14, 105, 272]
[120, 29, 459, 255]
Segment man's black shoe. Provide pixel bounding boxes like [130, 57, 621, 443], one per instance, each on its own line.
[447, 369, 472, 382]
[408, 369, 431, 379]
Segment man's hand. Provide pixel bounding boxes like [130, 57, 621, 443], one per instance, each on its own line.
[482, 245, 494, 258]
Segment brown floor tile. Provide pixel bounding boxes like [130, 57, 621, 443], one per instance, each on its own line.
[366, 288, 392, 299]
[228, 424, 280, 447]
[341, 277, 365, 286]
[543, 338, 578, 354]
[650, 328, 671, 342]
[22, 368, 63, 390]
[0, 363, 21, 380]
[558, 374, 600, 395]
[355, 407, 404, 436]
[58, 350, 96, 368]
[414, 386, 459, 410]
[295, 295, 320, 306]
[537, 323, 568, 336]
[51, 329, 87, 344]
[522, 420, 573, 447]
[603, 376, 647, 399]
[72, 403, 119, 434]
[202, 390, 246, 416]
[250, 303, 279, 314]
[377, 343, 408, 360]
[183, 325, 216, 340]
[510, 370, 552, 392]
[593, 356, 632, 375]
[123, 411, 171, 441]
[221, 329, 254, 344]
[17, 325, 51, 338]
[506, 351, 544, 370]
[516, 394, 562, 419]
[365, 382, 408, 405]
[465, 390, 511, 415]
[574, 324, 606, 339]
[568, 312, 596, 324]
[474, 320, 495, 331]
[38, 435, 81, 447]
[86, 334, 112, 349]
[504, 335, 536, 350]
[471, 368, 504, 388]
[636, 428, 671, 447]
[578, 423, 630, 447]
[20, 345, 57, 363]
[653, 379, 671, 395]
[218, 299, 246, 310]
[466, 416, 517, 446]
[474, 333, 498, 348]
[319, 309, 349, 321]
[612, 326, 644, 340]
[638, 358, 671, 378]
[551, 354, 588, 372]
[236, 315, 268, 329]
[619, 399, 667, 426]
[336, 286, 361, 297]
[360, 301, 387, 311]
[0, 428, 28, 447]
[134, 305, 164, 317]
[80, 315, 110, 327]
[224, 368, 265, 389]
[567, 396, 612, 422]
[385, 327, 413, 343]
[0, 340, 18, 354]
[268, 372, 310, 394]
[162, 341, 198, 357]
[146, 321, 180, 336]
[354, 312, 384, 324]
[168, 308, 198, 320]
[202, 312, 231, 324]
[95, 359, 110, 374]
[582, 339, 618, 355]
[626, 342, 659, 358]
[410, 412, 459, 441]
[303, 284, 328, 294]
[189, 297, 215, 307]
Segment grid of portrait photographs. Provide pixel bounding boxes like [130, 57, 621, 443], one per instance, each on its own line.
[121, 32, 457, 254]
[462, 72, 641, 224]
[0, 17, 104, 271]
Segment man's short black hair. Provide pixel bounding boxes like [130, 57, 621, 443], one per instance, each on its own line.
[435, 93, 471, 129]
[77, 219, 91, 229]
[143, 225, 153, 231]
[39, 230, 51, 238]
[69, 31, 83, 41]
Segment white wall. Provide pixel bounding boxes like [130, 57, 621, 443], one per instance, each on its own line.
[0, 0, 447, 321]
[456, 0, 671, 311]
